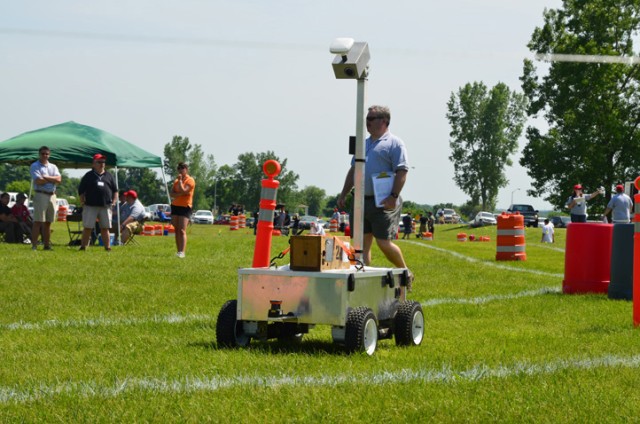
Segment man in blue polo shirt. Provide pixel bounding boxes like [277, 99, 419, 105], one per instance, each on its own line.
[30, 145, 62, 251]
[337, 105, 413, 287]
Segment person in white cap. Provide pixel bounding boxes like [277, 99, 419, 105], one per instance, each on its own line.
[603, 184, 633, 223]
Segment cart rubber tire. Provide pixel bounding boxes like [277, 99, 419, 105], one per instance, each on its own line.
[394, 301, 424, 346]
[216, 300, 251, 348]
[345, 307, 378, 355]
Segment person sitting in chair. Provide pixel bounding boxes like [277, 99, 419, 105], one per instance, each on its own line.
[119, 190, 145, 244]
[157, 206, 171, 223]
[11, 193, 32, 242]
[0, 192, 23, 243]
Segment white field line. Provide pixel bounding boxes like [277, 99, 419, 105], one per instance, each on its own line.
[528, 243, 566, 253]
[404, 240, 564, 278]
[0, 313, 214, 331]
[2, 287, 560, 332]
[421, 286, 561, 307]
[1, 353, 639, 404]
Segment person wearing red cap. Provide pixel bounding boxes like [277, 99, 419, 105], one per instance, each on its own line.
[565, 184, 603, 223]
[78, 153, 118, 251]
[119, 190, 145, 243]
[170, 162, 195, 258]
[603, 184, 633, 223]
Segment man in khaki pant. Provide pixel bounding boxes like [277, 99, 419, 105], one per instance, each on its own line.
[30, 146, 61, 251]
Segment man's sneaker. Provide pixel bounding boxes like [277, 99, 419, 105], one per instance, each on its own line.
[176, 252, 185, 258]
[79, 247, 86, 251]
[43, 245, 53, 251]
[31, 245, 37, 251]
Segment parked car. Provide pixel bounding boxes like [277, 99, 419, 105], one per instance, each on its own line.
[246, 217, 255, 228]
[439, 208, 460, 224]
[550, 216, 571, 228]
[507, 204, 539, 227]
[214, 214, 231, 225]
[297, 215, 320, 230]
[143, 207, 153, 221]
[192, 210, 214, 224]
[473, 211, 497, 227]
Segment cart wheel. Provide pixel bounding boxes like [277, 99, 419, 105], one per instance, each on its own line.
[216, 300, 251, 348]
[394, 301, 424, 346]
[345, 307, 378, 355]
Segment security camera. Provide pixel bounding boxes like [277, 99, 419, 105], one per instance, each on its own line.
[330, 39, 370, 79]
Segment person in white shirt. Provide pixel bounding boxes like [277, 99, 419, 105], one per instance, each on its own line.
[541, 218, 555, 243]
[603, 184, 633, 223]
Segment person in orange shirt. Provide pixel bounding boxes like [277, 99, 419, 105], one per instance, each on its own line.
[170, 162, 195, 258]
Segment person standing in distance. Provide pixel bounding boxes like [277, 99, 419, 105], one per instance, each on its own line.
[603, 184, 633, 223]
[30, 146, 61, 250]
[541, 218, 555, 243]
[171, 162, 195, 258]
[337, 105, 413, 284]
[78, 153, 118, 251]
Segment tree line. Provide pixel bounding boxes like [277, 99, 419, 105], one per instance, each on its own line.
[447, 0, 640, 216]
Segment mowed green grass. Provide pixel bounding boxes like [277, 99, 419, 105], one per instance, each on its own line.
[1, 222, 639, 422]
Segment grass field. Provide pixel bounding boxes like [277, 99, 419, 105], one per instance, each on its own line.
[1, 221, 639, 422]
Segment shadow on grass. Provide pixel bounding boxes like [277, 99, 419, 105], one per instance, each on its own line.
[189, 338, 354, 356]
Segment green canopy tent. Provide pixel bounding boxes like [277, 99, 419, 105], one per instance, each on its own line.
[0, 121, 171, 237]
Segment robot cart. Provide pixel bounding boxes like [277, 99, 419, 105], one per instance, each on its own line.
[216, 266, 423, 355]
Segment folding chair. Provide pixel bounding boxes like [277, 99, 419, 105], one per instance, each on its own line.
[124, 223, 142, 246]
[66, 212, 84, 246]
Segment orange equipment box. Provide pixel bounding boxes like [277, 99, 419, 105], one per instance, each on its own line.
[289, 235, 351, 272]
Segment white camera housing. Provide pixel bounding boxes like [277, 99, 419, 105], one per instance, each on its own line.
[330, 39, 370, 79]
[330, 38, 355, 55]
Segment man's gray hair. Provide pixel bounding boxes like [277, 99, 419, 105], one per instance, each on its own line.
[368, 105, 391, 125]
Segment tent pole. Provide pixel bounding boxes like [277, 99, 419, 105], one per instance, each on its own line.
[115, 166, 121, 244]
[160, 163, 171, 205]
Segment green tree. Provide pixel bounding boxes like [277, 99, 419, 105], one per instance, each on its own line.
[447, 82, 527, 210]
[5, 180, 31, 194]
[208, 152, 299, 214]
[297, 186, 326, 216]
[0, 164, 31, 190]
[520, 0, 640, 210]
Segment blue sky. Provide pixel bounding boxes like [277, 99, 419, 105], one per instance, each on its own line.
[0, 0, 563, 210]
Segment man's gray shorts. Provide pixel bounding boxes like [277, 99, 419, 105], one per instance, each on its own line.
[350, 197, 402, 240]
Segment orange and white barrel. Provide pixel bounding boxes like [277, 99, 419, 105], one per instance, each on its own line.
[423, 232, 433, 241]
[496, 212, 526, 261]
[143, 225, 154, 236]
[330, 219, 339, 233]
[238, 214, 246, 228]
[164, 224, 175, 236]
[457, 232, 467, 242]
[230, 215, 239, 230]
[57, 205, 68, 221]
[154, 224, 163, 236]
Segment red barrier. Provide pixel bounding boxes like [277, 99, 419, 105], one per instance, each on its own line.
[563, 222, 613, 294]
[633, 177, 640, 325]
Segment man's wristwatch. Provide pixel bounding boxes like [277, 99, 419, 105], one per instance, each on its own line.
[390, 192, 399, 199]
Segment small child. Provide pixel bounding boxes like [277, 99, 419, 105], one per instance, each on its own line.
[541, 218, 555, 243]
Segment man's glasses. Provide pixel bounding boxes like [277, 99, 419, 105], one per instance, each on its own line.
[177, 166, 185, 170]
[366, 116, 383, 122]
[40, 152, 50, 156]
